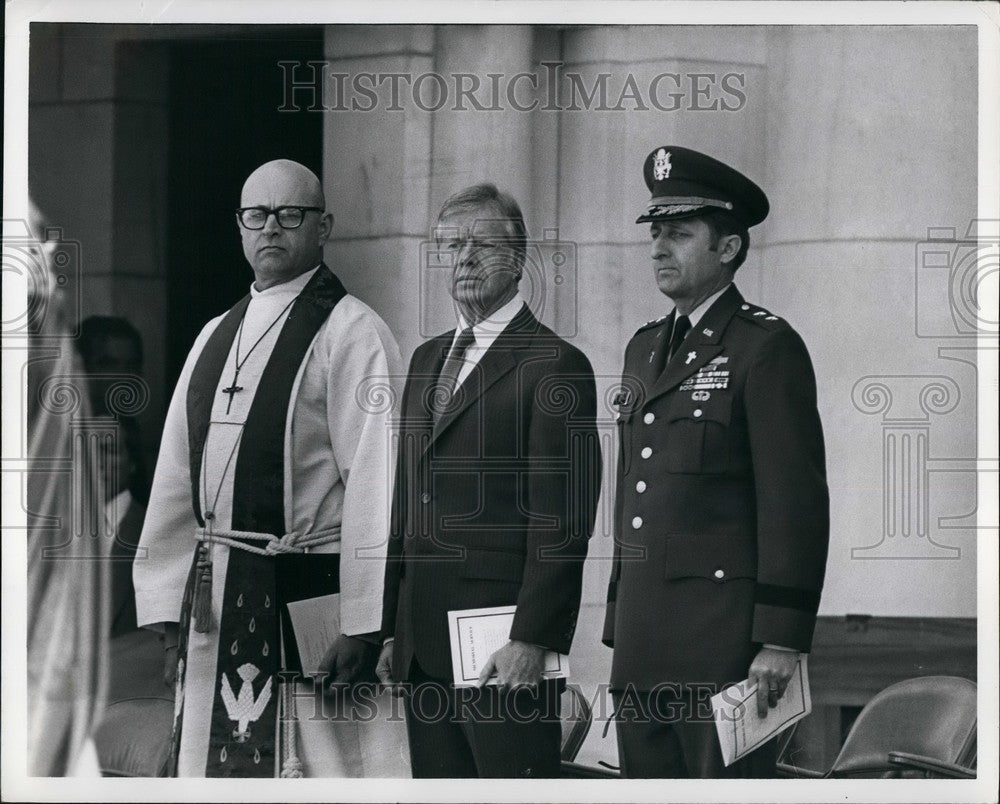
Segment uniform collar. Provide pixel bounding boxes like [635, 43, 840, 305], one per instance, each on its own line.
[680, 282, 733, 329]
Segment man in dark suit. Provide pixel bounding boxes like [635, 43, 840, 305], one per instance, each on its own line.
[376, 183, 601, 778]
[603, 146, 830, 778]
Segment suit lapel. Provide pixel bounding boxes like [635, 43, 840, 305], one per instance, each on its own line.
[424, 305, 536, 453]
[408, 332, 453, 425]
[645, 285, 744, 404]
[637, 312, 673, 406]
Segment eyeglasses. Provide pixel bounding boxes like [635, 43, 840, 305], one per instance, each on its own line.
[236, 206, 324, 230]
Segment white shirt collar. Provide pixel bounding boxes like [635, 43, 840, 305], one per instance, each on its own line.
[250, 264, 321, 298]
[681, 283, 733, 328]
[456, 294, 526, 349]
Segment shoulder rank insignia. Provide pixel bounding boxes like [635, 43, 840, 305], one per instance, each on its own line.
[636, 314, 669, 335]
[739, 304, 781, 326]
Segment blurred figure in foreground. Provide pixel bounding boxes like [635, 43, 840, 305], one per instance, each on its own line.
[19, 197, 110, 775]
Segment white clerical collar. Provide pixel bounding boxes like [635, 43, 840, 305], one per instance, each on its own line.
[250, 264, 321, 298]
[679, 283, 733, 328]
[456, 294, 526, 348]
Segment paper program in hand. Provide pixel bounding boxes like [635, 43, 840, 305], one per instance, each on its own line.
[447, 605, 568, 686]
[711, 654, 811, 766]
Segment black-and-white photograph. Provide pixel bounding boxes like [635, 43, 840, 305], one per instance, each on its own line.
[3, 2, 997, 801]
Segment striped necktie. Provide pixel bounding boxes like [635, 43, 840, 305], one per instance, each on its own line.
[434, 326, 475, 422]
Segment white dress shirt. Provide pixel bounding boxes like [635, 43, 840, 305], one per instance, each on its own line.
[681, 283, 732, 329]
[450, 294, 526, 388]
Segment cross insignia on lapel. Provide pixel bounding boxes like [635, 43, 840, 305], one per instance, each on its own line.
[685, 351, 697, 365]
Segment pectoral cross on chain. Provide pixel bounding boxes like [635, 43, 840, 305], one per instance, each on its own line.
[222, 368, 244, 414]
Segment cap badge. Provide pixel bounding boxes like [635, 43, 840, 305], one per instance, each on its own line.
[653, 148, 673, 180]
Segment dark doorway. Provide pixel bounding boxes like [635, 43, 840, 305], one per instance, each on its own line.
[166, 28, 324, 388]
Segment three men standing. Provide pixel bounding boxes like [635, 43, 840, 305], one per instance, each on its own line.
[137, 149, 826, 780]
[604, 146, 830, 778]
[376, 184, 602, 778]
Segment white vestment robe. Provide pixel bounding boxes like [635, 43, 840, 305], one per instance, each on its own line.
[135, 266, 409, 777]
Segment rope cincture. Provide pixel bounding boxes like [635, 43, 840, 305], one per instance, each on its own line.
[188, 526, 340, 634]
[193, 526, 341, 556]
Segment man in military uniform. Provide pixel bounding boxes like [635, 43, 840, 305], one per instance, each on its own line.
[603, 146, 830, 778]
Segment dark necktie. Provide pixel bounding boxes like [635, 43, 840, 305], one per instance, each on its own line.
[667, 314, 691, 362]
[434, 326, 476, 422]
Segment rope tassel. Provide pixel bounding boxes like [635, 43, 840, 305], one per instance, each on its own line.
[192, 541, 215, 633]
[279, 682, 303, 778]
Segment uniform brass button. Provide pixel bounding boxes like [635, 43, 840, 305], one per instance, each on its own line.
[741, 304, 750, 310]
[632, 516, 643, 529]
[714, 568, 725, 579]
[641, 447, 652, 459]
[636, 480, 647, 493]
[643, 412, 655, 425]
[420, 492, 431, 504]
[693, 409, 703, 418]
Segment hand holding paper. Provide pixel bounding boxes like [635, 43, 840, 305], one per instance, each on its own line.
[318, 633, 375, 687]
[448, 606, 568, 687]
[476, 640, 545, 688]
[712, 654, 811, 767]
[747, 646, 802, 717]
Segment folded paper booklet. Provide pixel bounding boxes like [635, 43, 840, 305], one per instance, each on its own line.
[286, 592, 341, 677]
[711, 654, 811, 766]
[447, 605, 569, 687]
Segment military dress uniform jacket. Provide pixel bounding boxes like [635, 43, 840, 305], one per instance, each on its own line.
[603, 285, 829, 691]
[382, 306, 602, 681]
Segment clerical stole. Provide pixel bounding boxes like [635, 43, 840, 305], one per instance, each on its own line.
[170, 266, 347, 777]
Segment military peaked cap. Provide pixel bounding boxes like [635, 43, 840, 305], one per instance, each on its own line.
[636, 145, 769, 228]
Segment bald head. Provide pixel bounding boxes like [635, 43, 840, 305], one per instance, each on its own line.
[237, 159, 332, 290]
[240, 159, 325, 209]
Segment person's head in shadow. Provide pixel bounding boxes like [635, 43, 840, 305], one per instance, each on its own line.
[78, 316, 150, 503]
[78, 316, 144, 415]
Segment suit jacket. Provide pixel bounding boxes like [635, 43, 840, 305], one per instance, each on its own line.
[603, 285, 829, 691]
[381, 305, 602, 681]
